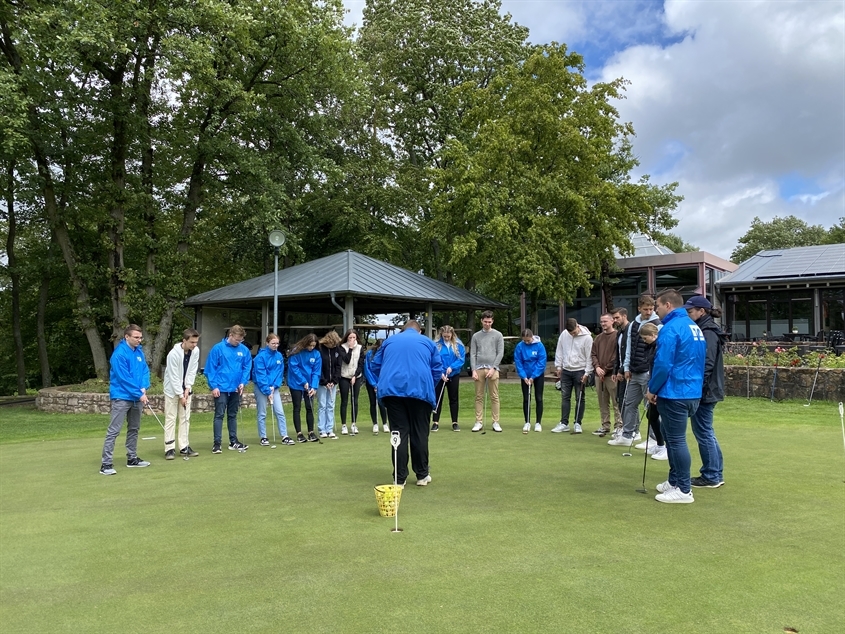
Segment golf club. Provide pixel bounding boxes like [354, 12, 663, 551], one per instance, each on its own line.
[804, 355, 823, 406]
[304, 390, 323, 444]
[524, 381, 532, 434]
[434, 377, 446, 420]
[351, 381, 357, 435]
[269, 395, 278, 448]
[182, 401, 190, 460]
[636, 403, 650, 493]
[571, 381, 585, 434]
[145, 401, 166, 431]
[623, 406, 649, 457]
[236, 394, 246, 452]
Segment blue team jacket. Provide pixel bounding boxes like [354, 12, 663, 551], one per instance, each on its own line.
[287, 348, 322, 391]
[435, 338, 466, 377]
[109, 340, 151, 401]
[371, 330, 443, 407]
[648, 308, 706, 400]
[253, 346, 285, 395]
[205, 338, 252, 392]
[514, 336, 547, 380]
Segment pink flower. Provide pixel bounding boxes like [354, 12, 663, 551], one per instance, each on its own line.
[736, 354, 744, 359]
[775, 347, 784, 353]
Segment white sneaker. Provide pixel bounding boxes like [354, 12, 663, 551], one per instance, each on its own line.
[551, 423, 569, 433]
[646, 442, 661, 455]
[341, 425, 348, 435]
[492, 422, 502, 433]
[416, 475, 432, 486]
[319, 432, 328, 438]
[383, 424, 390, 433]
[607, 435, 634, 446]
[650, 446, 668, 461]
[632, 432, 642, 442]
[656, 480, 673, 493]
[611, 429, 622, 440]
[523, 423, 531, 434]
[534, 423, 542, 432]
[655, 486, 694, 504]
[373, 424, 379, 434]
[351, 424, 359, 435]
[472, 422, 483, 432]
[634, 439, 650, 450]
[573, 423, 582, 434]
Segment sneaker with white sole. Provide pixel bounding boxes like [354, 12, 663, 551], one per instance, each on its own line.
[351, 424, 359, 435]
[373, 424, 379, 434]
[126, 456, 150, 468]
[523, 422, 531, 434]
[634, 439, 651, 450]
[383, 424, 390, 433]
[607, 435, 634, 446]
[573, 423, 582, 434]
[551, 423, 569, 433]
[100, 464, 117, 476]
[452, 423, 460, 432]
[655, 486, 694, 504]
[341, 424, 348, 435]
[416, 475, 432, 486]
[632, 432, 642, 442]
[281, 437, 295, 445]
[260, 438, 271, 446]
[492, 422, 502, 432]
[327, 432, 337, 439]
[534, 423, 542, 432]
[228, 441, 248, 451]
[646, 442, 661, 455]
[319, 432, 328, 438]
[592, 428, 609, 436]
[691, 476, 724, 488]
[471, 422, 483, 432]
[656, 480, 673, 493]
[650, 446, 668, 461]
[431, 422, 439, 432]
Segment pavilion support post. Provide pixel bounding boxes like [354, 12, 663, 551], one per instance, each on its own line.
[426, 303, 434, 339]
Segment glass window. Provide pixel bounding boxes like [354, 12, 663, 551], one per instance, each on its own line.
[748, 300, 767, 340]
[770, 296, 790, 337]
[654, 267, 699, 295]
[791, 298, 812, 335]
[822, 288, 845, 333]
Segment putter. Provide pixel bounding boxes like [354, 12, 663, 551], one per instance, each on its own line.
[390, 431, 402, 533]
[481, 373, 489, 434]
[636, 403, 650, 493]
[434, 378, 446, 420]
[269, 395, 277, 447]
[571, 383, 585, 434]
[145, 401, 166, 431]
[525, 381, 532, 433]
[805, 356, 823, 406]
[182, 401, 190, 460]
[623, 406, 649, 457]
[351, 382, 357, 435]
[304, 391, 322, 444]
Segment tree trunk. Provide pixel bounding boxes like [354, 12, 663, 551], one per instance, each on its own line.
[600, 260, 615, 312]
[37, 260, 52, 388]
[5, 160, 27, 395]
[149, 302, 176, 378]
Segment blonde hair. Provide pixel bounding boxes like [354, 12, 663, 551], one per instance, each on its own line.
[437, 325, 462, 356]
[319, 330, 341, 348]
[640, 323, 659, 338]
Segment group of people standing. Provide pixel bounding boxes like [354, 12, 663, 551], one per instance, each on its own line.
[100, 297, 726, 505]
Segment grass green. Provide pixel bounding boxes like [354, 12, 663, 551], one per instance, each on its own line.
[1, 386, 843, 633]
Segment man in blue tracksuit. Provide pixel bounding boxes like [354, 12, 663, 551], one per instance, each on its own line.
[646, 290, 706, 504]
[371, 320, 443, 487]
[100, 324, 151, 475]
[205, 325, 252, 453]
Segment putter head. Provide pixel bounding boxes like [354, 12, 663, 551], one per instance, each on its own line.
[635, 487, 647, 494]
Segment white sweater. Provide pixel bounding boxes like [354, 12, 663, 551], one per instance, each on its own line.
[554, 325, 594, 375]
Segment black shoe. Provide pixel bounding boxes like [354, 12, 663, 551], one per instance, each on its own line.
[180, 446, 199, 457]
[126, 456, 150, 468]
[297, 433, 307, 443]
[307, 431, 319, 442]
[259, 438, 270, 446]
[100, 464, 116, 476]
[431, 423, 439, 432]
[281, 436, 295, 446]
[452, 423, 460, 432]
[165, 449, 175, 460]
[229, 441, 248, 451]
[691, 476, 724, 488]
[212, 443, 222, 454]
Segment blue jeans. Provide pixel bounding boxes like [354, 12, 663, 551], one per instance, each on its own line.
[690, 401, 723, 482]
[317, 384, 337, 434]
[656, 398, 699, 494]
[213, 391, 240, 445]
[254, 386, 288, 439]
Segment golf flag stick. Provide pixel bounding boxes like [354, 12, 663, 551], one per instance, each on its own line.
[145, 401, 166, 431]
[391, 431, 402, 533]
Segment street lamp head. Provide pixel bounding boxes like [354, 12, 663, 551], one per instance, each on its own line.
[268, 230, 286, 248]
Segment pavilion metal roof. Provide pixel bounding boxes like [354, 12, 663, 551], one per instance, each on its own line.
[717, 243, 845, 289]
[184, 250, 506, 313]
[614, 234, 675, 259]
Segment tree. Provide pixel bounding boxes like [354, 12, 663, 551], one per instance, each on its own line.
[823, 216, 844, 245]
[426, 44, 681, 305]
[650, 231, 698, 254]
[730, 215, 828, 263]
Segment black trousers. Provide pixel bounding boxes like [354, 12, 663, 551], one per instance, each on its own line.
[365, 382, 388, 426]
[382, 396, 432, 485]
[647, 401, 664, 445]
[289, 389, 314, 433]
[559, 369, 586, 424]
[338, 377, 362, 424]
[432, 375, 460, 423]
[521, 375, 545, 423]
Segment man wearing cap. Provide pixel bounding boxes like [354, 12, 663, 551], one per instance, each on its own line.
[685, 295, 726, 489]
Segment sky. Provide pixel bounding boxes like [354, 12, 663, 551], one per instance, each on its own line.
[342, 0, 845, 261]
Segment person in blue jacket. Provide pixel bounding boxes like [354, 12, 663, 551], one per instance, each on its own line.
[364, 339, 389, 435]
[431, 325, 465, 433]
[253, 333, 293, 446]
[100, 324, 151, 475]
[514, 328, 547, 434]
[205, 325, 252, 453]
[286, 334, 321, 443]
[646, 290, 706, 504]
[371, 320, 443, 487]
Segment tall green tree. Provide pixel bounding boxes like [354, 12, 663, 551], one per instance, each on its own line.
[731, 215, 829, 263]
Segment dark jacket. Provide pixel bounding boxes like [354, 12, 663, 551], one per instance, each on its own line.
[626, 319, 656, 374]
[614, 323, 629, 376]
[696, 314, 726, 403]
[318, 344, 343, 386]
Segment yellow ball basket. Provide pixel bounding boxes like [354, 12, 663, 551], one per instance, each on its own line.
[374, 484, 403, 518]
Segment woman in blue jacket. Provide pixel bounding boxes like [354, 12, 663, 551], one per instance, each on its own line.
[431, 325, 465, 432]
[253, 333, 293, 446]
[364, 339, 389, 435]
[286, 334, 321, 443]
[514, 329, 547, 434]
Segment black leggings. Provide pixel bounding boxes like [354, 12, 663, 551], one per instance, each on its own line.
[432, 375, 460, 423]
[520, 375, 545, 423]
[647, 402, 664, 445]
[289, 389, 314, 433]
[338, 377, 362, 424]
[365, 382, 388, 426]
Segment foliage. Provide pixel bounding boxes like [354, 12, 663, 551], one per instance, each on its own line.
[724, 343, 845, 368]
[650, 230, 698, 253]
[730, 215, 830, 263]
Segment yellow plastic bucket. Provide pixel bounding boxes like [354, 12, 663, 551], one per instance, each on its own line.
[374, 484, 403, 517]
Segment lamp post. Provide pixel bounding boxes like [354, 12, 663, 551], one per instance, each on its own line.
[268, 230, 286, 335]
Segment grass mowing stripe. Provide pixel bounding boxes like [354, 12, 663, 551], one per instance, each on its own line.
[1, 391, 843, 633]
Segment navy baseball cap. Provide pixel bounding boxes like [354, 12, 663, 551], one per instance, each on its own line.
[684, 296, 712, 310]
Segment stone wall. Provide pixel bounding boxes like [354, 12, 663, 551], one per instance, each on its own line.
[725, 366, 844, 402]
[36, 387, 291, 415]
